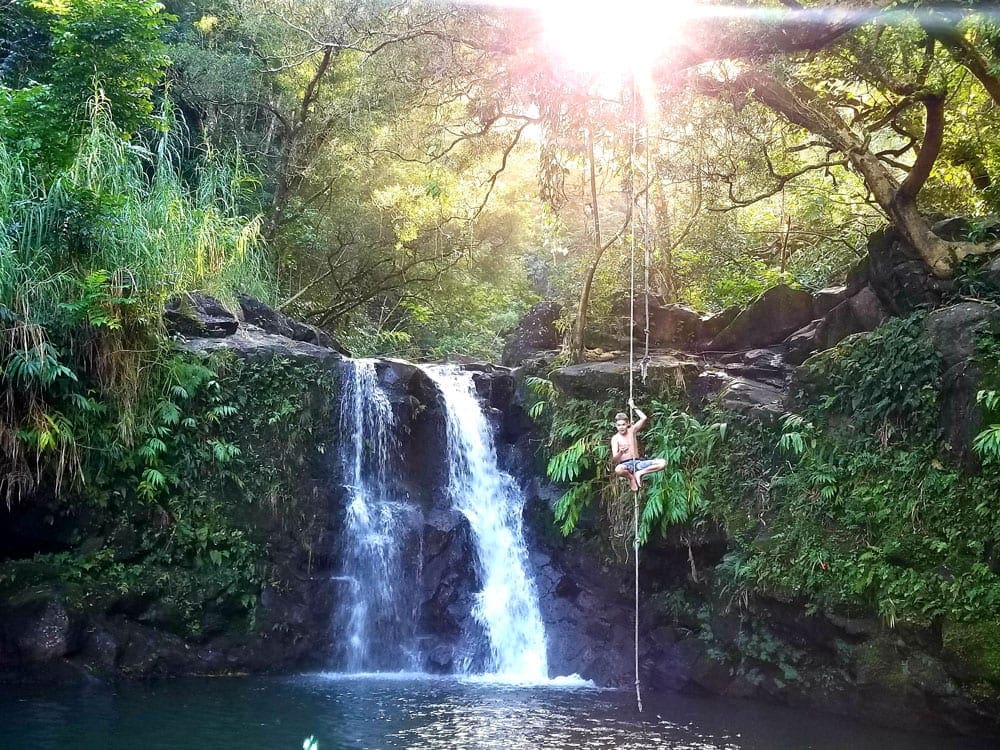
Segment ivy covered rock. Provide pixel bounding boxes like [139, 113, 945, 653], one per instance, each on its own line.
[924, 301, 1000, 464]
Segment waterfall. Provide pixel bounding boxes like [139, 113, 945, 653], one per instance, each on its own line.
[336, 359, 422, 672]
[423, 365, 549, 682]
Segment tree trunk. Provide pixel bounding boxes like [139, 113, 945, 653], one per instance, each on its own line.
[730, 71, 962, 277]
[652, 176, 675, 302]
[570, 127, 605, 363]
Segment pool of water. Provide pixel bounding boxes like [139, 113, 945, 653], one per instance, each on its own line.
[0, 673, 994, 750]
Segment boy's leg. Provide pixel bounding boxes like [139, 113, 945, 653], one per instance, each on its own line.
[634, 458, 667, 487]
[615, 462, 640, 493]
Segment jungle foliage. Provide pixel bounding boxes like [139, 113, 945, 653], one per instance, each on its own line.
[0, 352, 335, 635]
[541, 314, 1000, 628]
[5, 0, 1000, 650]
[7, 0, 1000, 358]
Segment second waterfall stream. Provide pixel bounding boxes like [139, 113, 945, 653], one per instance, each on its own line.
[423, 364, 550, 682]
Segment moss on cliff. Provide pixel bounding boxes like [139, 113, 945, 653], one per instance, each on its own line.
[944, 620, 1000, 687]
[0, 350, 337, 639]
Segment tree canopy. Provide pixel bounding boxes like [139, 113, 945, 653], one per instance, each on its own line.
[5, 0, 1000, 362]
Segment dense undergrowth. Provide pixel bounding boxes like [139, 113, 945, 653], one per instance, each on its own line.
[541, 315, 1000, 643]
[0, 99, 314, 636]
[0, 353, 335, 636]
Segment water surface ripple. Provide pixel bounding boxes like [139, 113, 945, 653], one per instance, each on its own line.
[0, 674, 994, 750]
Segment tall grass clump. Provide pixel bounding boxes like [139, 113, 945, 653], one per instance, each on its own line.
[0, 96, 276, 504]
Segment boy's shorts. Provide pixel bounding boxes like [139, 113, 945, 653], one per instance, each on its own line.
[620, 459, 655, 473]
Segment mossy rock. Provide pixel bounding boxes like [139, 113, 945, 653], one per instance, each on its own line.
[943, 620, 1000, 685]
[854, 636, 910, 690]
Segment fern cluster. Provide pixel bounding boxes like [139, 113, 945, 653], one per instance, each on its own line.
[542, 388, 727, 544]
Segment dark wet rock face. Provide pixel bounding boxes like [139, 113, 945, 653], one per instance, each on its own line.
[528, 534, 635, 685]
[0, 595, 80, 664]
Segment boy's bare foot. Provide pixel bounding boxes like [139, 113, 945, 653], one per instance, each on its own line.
[635, 472, 644, 488]
[628, 474, 639, 493]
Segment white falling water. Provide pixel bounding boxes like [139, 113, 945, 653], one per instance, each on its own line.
[423, 365, 549, 683]
[338, 359, 422, 672]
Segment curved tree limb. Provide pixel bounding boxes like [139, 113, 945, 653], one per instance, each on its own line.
[896, 92, 945, 201]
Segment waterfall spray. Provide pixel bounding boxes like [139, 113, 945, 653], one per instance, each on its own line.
[336, 359, 422, 672]
[423, 365, 549, 682]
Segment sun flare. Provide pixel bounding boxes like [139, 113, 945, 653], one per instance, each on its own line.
[538, 0, 696, 84]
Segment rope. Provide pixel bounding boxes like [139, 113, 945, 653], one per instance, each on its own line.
[628, 203, 635, 408]
[627, 76, 643, 714]
[641, 127, 652, 384]
[633, 490, 643, 712]
[628, 78, 637, 410]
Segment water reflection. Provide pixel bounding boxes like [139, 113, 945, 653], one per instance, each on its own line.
[0, 674, 994, 750]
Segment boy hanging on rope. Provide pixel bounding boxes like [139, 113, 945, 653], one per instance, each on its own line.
[611, 398, 667, 493]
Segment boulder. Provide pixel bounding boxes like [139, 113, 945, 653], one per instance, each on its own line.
[785, 286, 889, 366]
[550, 355, 702, 402]
[642, 303, 702, 350]
[931, 215, 1000, 242]
[925, 302, 1000, 369]
[981, 255, 1000, 289]
[698, 306, 741, 348]
[845, 257, 870, 295]
[178, 328, 341, 364]
[163, 292, 238, 338]
[501, 301, 562, 367]
[823, 286, 887, 347]
[866, 228, 956, 314]
[0, 594, 79, 664]
[716, 376, 787, 420]
[924, 302, 1000, 464]
[813, 285, 850, 318]
[237, 295, 350, 355]
[784, 320, 823, 366]
[708, 284, 815, 352]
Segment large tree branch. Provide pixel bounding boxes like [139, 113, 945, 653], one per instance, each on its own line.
[689, 68, 965, 276]
[709, 156, 848, 210]
[928, 20, 1000, 105]
[896, 92, 944, 200]
[655, 0, 896, 77]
